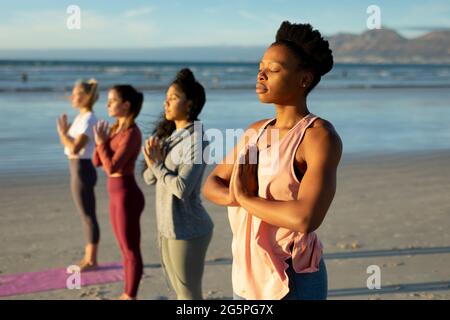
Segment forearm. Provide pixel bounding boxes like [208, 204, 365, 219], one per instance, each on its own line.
[96, 143, 117, 174]
[92, 149, 102, 167]
[238, 194, 313, 233]
[59, 134, 75, 152]
[203, 175, 239, 207]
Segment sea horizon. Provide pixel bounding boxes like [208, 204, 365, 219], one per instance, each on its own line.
[1, 60, 450, 176]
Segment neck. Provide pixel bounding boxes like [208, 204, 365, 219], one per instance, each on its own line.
[174, 119, 193, 130]
[79, 107, 90, 114]
[273, 99, 309, 129]
[117, 117, 128, 130]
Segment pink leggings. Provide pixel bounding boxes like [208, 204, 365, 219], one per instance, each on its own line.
[107, 176, 145, 298]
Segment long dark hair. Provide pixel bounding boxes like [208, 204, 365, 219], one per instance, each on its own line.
[110, 84, 144, 133]
[153, 68, 206, 139]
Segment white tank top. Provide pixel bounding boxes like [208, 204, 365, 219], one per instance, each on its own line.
[64, 111, 97, 159]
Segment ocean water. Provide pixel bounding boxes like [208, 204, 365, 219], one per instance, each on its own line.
[1, 61, 450, 175]
[1, 61, 450, 92]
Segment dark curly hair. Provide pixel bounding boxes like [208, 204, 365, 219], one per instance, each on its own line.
[153, 68, 206, 139]
[273, 21, 334, 94]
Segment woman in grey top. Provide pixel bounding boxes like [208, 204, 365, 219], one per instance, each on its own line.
[142, 69, 213, 300]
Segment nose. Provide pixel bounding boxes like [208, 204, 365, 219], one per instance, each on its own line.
[258, 69, 267, 81]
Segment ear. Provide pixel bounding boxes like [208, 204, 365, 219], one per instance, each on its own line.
[124, 101, 132, 113]
[300, 71, 314, 90]
[184, 99, 193, 113]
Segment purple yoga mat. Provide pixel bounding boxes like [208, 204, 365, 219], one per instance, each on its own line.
[0, 262, 123, 297]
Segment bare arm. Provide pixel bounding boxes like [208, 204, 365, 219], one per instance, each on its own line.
[59, 133, 89, 155]
[235, 127, 342, 233]
[202, 119, 269, 206]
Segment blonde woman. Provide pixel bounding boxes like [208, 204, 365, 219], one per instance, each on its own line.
[56, 79, 100, 271]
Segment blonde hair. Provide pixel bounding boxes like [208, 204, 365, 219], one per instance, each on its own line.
[75, 78, 99, 110]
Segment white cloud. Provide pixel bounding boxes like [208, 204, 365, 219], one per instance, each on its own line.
[0, 9, 157, 49]
[124, 6, 156, 18]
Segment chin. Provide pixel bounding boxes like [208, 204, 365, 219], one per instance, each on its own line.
[257, 95, 273, 104]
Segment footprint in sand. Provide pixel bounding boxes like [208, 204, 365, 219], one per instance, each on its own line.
[79, 287, 100, 299]
[336, 241, 362, 250]
[381, 261, 405, 268]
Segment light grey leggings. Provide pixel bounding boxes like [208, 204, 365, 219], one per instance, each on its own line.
[160, 231, 213, 300]
[69, 159, 99, 244]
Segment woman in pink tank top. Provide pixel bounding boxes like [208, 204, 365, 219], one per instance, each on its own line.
[203, 21, 342, 300]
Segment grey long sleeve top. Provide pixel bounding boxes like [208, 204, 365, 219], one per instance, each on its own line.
[143, 122, 214, 240]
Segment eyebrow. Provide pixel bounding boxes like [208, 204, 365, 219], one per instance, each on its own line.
[259, 60, 284, 67]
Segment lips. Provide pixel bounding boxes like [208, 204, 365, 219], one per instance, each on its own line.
[256, 83, 268, 94]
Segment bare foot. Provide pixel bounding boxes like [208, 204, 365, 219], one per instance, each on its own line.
[77, 260, 98, 272]
[118, 293, 136, 300]
[76, 244, 99, 272]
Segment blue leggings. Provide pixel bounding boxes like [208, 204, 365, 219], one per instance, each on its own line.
[233, 258, 328, 300]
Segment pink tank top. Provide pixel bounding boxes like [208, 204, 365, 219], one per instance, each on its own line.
[228, 113, 323, 300]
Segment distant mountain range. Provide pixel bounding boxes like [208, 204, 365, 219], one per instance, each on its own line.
[0, 28, 449, 64]
[328, 28, 450, 64]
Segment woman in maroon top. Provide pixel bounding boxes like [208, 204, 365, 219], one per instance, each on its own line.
[93, 85, 145, 300]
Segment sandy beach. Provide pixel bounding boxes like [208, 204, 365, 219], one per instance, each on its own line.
[1, 150, 449, 300]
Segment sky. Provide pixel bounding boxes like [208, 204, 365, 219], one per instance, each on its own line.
[0, 0, 449, 49]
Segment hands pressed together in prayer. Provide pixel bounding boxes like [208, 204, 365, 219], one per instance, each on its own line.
[93, 120, 111, 145]
[142, 136, 166, 167]
[233, 145, 259, 203]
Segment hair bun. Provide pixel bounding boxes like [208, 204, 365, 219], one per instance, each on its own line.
[275, 21, 333, 77]
[176, 68, 196, 84]
[137, 91, 144, 108]
[310, 44, 333, 76]
[87, 78, 98, 85]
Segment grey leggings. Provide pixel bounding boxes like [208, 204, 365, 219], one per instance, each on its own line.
[69, 159, 99, 244]
[160, 231, 213, 300]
